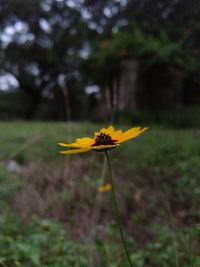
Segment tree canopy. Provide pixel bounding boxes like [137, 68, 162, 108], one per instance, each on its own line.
[1, 0, 200, 120]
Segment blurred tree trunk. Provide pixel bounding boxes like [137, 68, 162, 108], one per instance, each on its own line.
[104, 67, 121, 121]
[118, 60, 138, 111]
[98, 60, 139, 121]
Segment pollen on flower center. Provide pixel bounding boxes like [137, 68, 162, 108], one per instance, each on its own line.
[92, 133, 117, 146]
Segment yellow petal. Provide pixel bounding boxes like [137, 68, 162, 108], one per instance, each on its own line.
[117, 127, 149, 143]
[98, 128, 107, 134]
[112, 129, 123, 139]
[76, 137, 94, 147]
[94, 129, 106, 138]
[98, 183, 112, 193]
[59, 147, 92, 154]
[106, 125, 115, 135]
[58, 142, 82, 148]
[94, 125, 119, 139]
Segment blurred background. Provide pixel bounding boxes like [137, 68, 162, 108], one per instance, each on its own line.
[0, 0, 200, 267]
[1, 0, 200, 125]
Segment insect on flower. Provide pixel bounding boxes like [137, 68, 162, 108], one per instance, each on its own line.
[58, 125, 149, 154]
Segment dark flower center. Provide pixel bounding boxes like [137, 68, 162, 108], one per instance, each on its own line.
[92, 133, 117, 146]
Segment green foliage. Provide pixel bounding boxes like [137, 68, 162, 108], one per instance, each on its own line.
[1, 1, 200, 119]
[115, 107, 200, 128]
[0, 122, 200, 266]
[1, 212, 199, 267]
[0, 214, 90, 267]
[85, 27, 199, 77]
[0, 163, 22, 208]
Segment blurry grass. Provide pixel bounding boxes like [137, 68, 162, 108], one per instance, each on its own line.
[0, 121, 200, 267]
[0, 121, 94, 161]
[2, 121, 200, 168]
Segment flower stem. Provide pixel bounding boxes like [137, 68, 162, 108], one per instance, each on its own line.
[105, 151, 134, 267]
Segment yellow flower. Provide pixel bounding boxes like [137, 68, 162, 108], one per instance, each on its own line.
[58, 125, 149, 154]
[98, 183, 112, 193]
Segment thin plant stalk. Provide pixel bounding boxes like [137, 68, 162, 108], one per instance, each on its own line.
[105, 151, 134, 267]
[89, 156, 107, 266]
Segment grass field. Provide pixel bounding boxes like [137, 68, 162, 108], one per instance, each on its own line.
[0, 121, 200, 267]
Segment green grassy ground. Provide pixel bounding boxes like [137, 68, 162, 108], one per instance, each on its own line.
[0, 121, 200, 267]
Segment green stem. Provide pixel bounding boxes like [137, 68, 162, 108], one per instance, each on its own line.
[105, 151, 134, 267]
